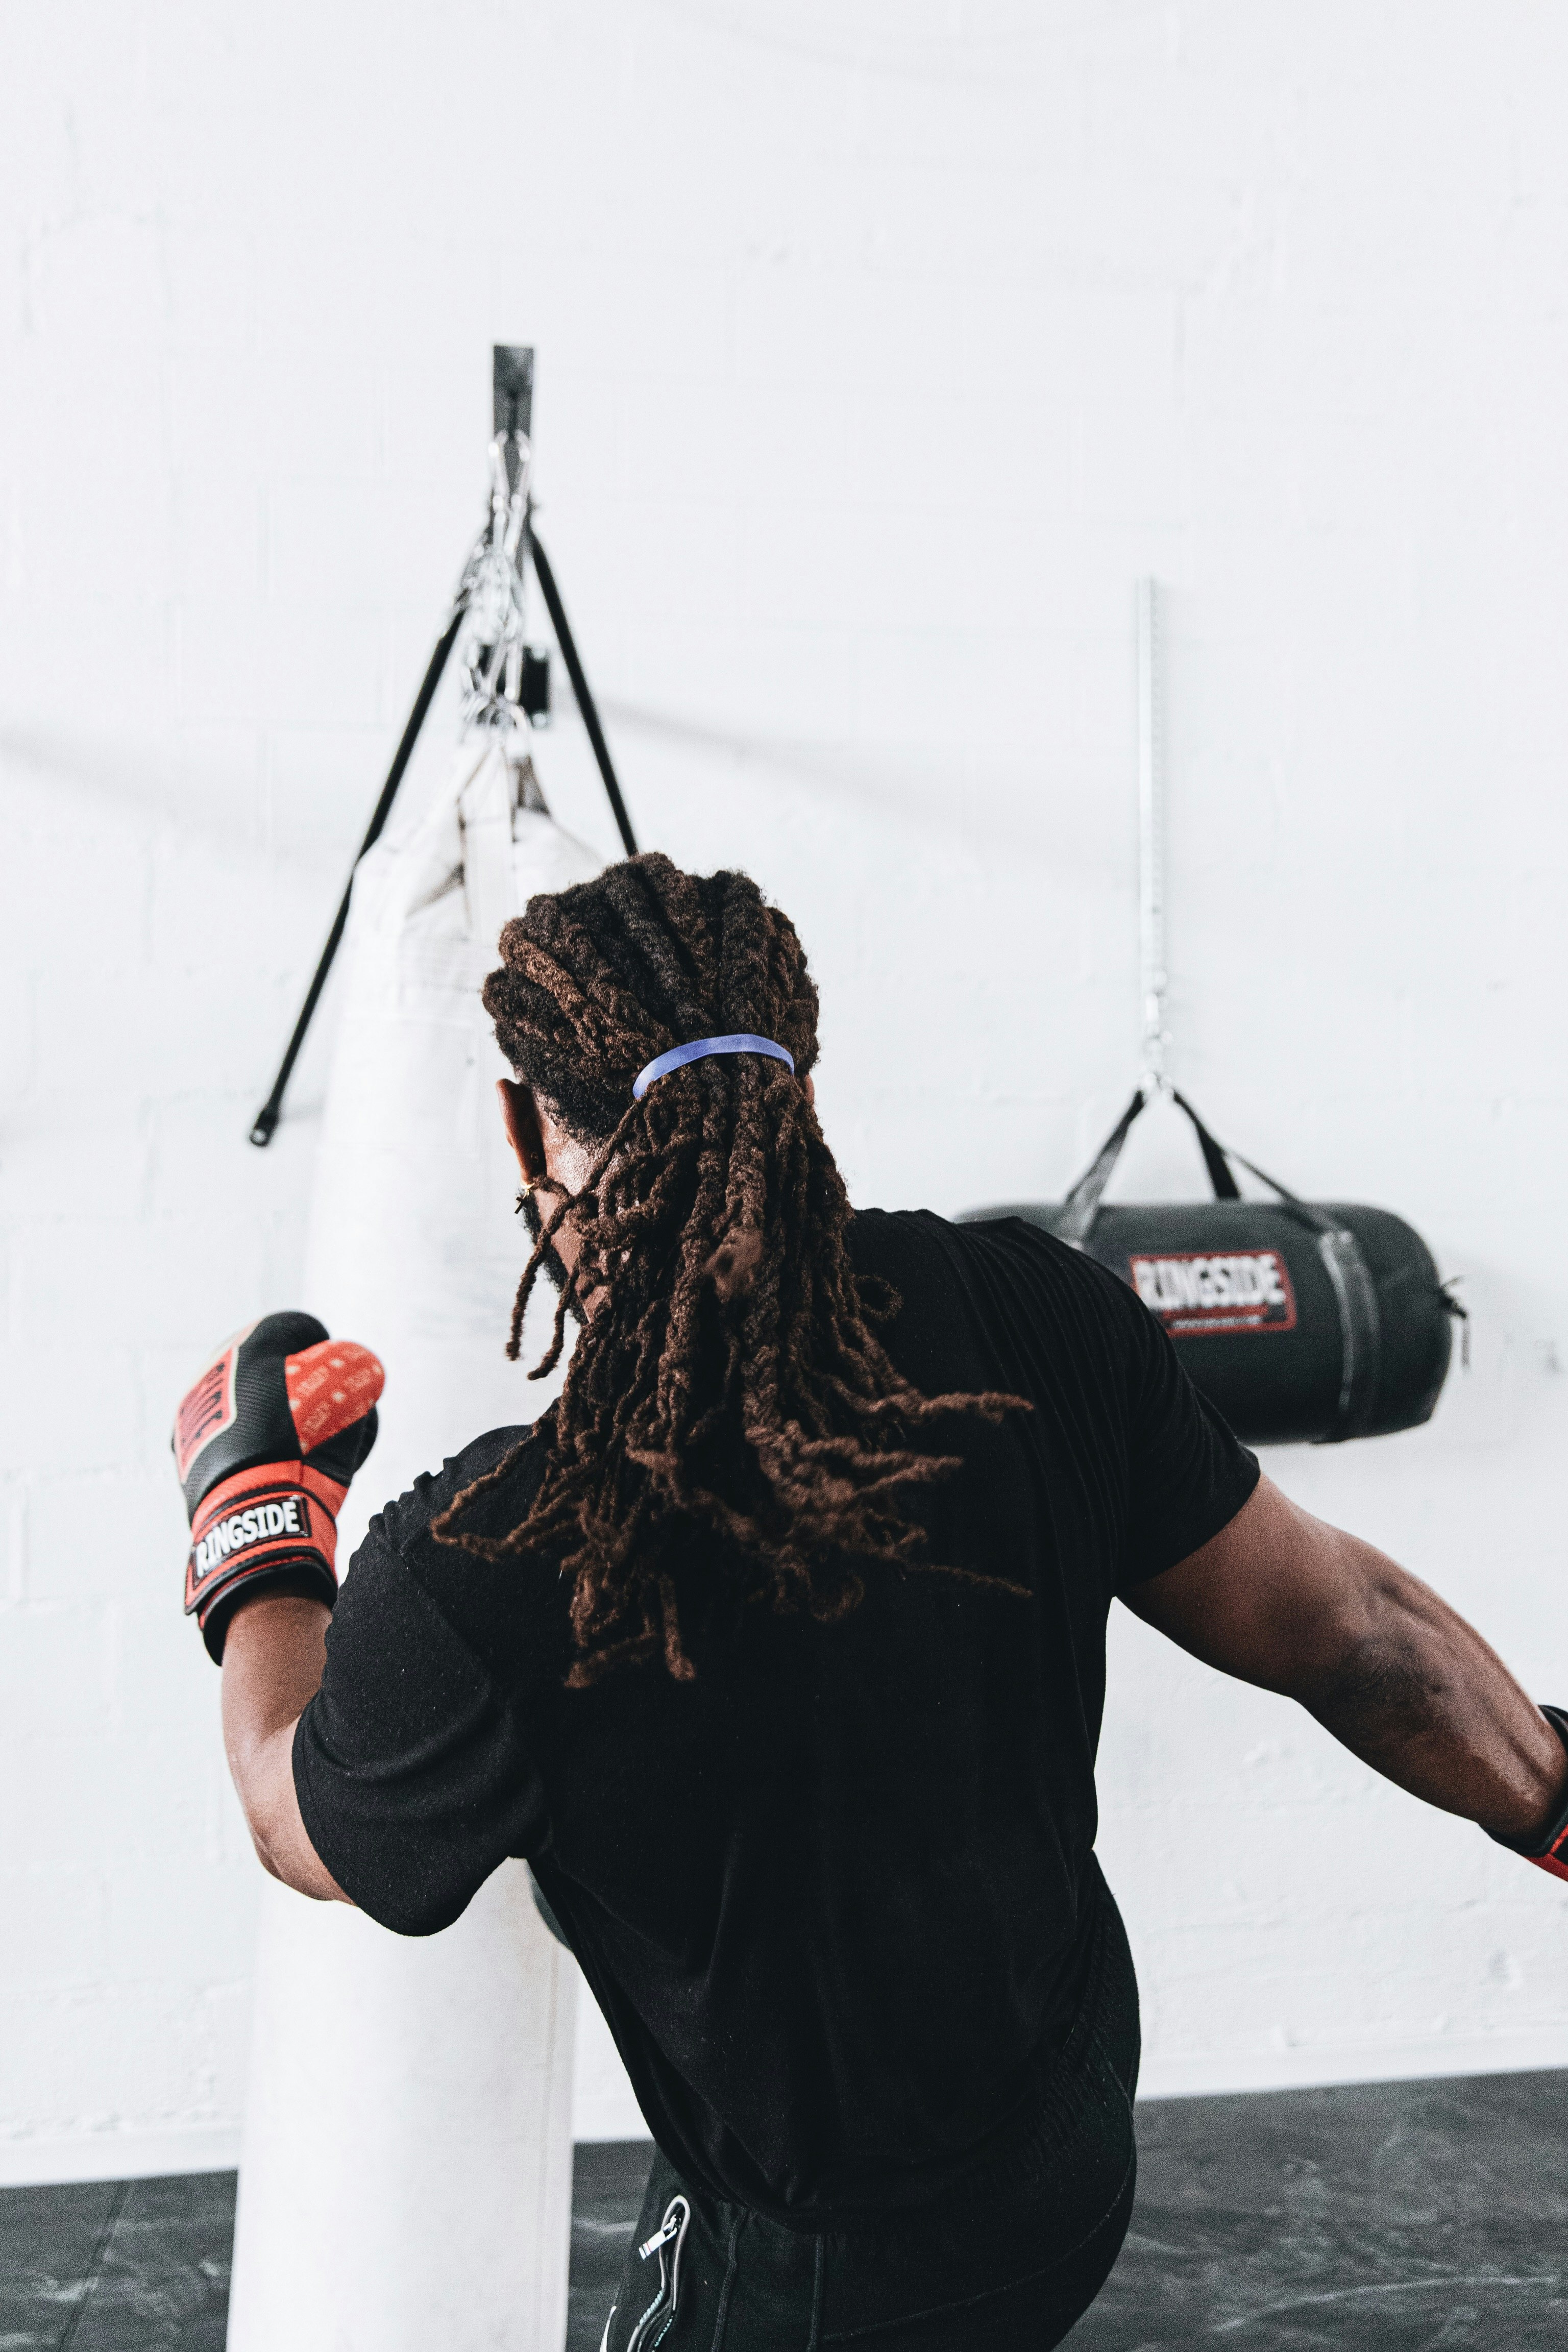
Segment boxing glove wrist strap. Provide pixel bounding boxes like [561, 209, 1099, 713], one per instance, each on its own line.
[1486, 1704, 1568, 1881]
[184, 1460, 346, 1657]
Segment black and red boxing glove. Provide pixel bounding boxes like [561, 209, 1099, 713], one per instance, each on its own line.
[172, 1312, 384, 1664]
[1487, 1705, 1568, 1881]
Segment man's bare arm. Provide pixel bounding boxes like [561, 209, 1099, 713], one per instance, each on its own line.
[221, 1594, 353, 1904]
[1124, 1474, 1567, 1845]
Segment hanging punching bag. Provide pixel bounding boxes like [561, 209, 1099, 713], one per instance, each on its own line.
[225, 732, 604, 2352]
[965, 1090, 1460, 1447]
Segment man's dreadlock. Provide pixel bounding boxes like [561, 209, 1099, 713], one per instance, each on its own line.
[431, 852, 1025, 1686]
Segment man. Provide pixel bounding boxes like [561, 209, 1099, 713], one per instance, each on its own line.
[178, 854, 1568, 2351]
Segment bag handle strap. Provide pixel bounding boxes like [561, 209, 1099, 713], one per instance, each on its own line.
[1171, 1090, 1242, 1202]
[1055, 1090, 1146, 1247]
[1057, 1085, 1241, 1246]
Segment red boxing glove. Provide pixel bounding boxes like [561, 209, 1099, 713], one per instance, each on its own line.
[173, 1312, 384, 1663]
[1487, 1704, 1568, 1881]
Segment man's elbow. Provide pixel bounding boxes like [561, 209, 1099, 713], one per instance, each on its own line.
[244, 1821, 297, 1892]
[246, 1815, 312, 1897]
[243, 1800, 353, 1905]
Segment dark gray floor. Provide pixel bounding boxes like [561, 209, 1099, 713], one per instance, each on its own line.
[0, 2171, 231, 2351]
[2, 2071, 1563, 2348]
[1074, 2069, 1568, 2349]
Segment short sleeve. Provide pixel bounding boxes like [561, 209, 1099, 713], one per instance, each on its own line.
[292, 1517, 548, 1937]
[1114, 1285, 1261, 1590]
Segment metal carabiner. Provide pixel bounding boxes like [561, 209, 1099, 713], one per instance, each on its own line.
[488, 429, 532, 565]
[459, 433, 535, 737]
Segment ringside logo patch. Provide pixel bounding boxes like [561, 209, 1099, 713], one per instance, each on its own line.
[184, 1481, 329, 1618]
[1131, 1248, 1297, 1337]
[191, 1494, 307, 1579]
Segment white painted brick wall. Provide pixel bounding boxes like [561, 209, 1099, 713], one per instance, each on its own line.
[4, 0, 1568, 2180]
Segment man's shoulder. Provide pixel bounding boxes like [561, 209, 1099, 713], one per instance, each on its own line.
[850, 1204, 1155, 1378]
[366, 1420, 551, 1562]
[351, 1417, 564, 1685]
[850, 1203, 1115, 1296]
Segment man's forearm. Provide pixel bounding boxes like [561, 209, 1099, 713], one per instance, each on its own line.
[1130, 1476, 1568, 1850]
[1294, 1552, 1567, 1844]
[221, 1592, 350, 1903]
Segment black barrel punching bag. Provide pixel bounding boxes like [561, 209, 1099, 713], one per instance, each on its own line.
[963, 1090, 1461, 1446]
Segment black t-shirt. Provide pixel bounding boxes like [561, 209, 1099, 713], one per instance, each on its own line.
[294, 1210, 1258, 2221]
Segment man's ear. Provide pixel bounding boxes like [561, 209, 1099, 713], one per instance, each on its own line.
[497, 1077, 546, 1187]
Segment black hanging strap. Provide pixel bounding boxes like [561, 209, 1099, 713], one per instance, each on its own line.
[530, 532, 638, 860]
[1056, 1091, 1146, 1247]
[248, 603, 467, 1147]
[1057, 1085, 1239, 1245]
[1169, 1089, 1241, 1200]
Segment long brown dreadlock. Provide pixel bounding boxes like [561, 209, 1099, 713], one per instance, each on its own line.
[430, 852, 1026, 1685]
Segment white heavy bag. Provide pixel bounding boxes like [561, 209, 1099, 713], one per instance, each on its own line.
[227, 736, 605, 2352]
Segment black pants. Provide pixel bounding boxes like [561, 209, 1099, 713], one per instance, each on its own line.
[601, 1867, 1140, 2352]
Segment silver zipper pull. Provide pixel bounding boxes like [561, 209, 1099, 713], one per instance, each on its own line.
[638, 2212, 681, 2261]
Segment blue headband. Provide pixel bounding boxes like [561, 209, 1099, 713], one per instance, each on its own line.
[632, 1033, 796, 1101]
